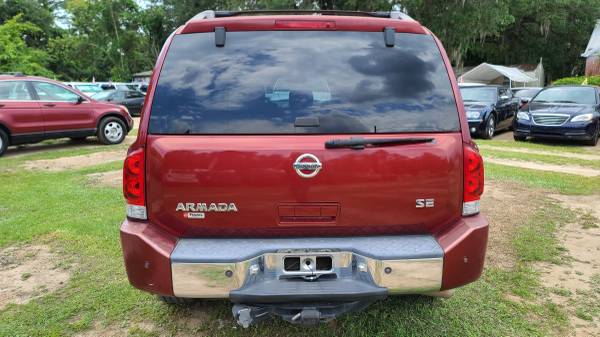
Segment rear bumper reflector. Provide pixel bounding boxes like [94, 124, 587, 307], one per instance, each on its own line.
[126, 204, 147, 220]
[462, 200, 480, 216]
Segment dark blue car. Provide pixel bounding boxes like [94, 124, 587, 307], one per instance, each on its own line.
[459, 85, 519, 139]
[514, 86, 600, 146]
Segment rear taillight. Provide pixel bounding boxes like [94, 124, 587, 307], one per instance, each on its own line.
[463, 145, 484, 216]
[123, 148, 147, 220]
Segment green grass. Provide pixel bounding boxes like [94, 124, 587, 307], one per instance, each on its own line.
[486, 163, 600, 195]
[0, 141, 583, 337]
[476, 139, 592, 154]
[481, 148, 600, 170]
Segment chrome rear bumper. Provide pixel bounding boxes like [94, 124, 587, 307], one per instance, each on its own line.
[171, 235, 443, 299]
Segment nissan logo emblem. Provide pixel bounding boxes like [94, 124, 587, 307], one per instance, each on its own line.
[293, 153, 322, 178]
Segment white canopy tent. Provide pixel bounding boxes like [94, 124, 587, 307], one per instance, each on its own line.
[458, 63, 538, 89]
[582, 20, 600, 58]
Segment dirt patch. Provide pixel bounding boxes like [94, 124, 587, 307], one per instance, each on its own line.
[480, 180, 544, 269]
[86, 170, 121, 188]
[0, 244, 70, 310]
[24, 151, 126, 172]
[485, 157, 600, 177]
[480, 145, 600, 161]
[550, 194, 600, 220]
[538, 195, 600, 336]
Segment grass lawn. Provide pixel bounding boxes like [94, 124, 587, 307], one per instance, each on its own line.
[0, 140, 596, 336]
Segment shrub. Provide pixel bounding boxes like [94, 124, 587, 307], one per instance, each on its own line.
[552, 76, 600, 86]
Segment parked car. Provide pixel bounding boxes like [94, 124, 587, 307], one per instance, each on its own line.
[99, 82, 143, 92]
[459, 84, 519, 139]
[65, 82, 103, 97]
[514, 85, 600, 145]
[512, 87, 543, 108]
[0, 74, 134, 156]
[120, 10, 488, 327]
[93, 90, 145, 116]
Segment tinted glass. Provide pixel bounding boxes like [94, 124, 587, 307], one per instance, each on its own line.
[533, 87, 597, 105]
[459, 87, 497, 102]
[33, 82, 80, 102]
[514, 88, 540, 98]
[0, 81, 33, 100]
[149, 31, 459, 134]
[126, 91, 144, 98]
[75, 84, 102, 93]
[92, 91, 114, 100]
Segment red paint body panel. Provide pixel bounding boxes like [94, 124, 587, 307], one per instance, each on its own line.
[40, 101, 96, 132]
[145, 133, 463, 237]
[120, 219, 176, 296]
[436, 214, 488, 290]
[0, 101, 42, 134]
[0, 76, 133, 139]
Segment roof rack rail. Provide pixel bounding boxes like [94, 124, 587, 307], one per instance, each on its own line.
[188, 8, 414, 22]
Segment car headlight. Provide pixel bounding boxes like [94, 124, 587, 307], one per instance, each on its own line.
[570, 113, 593, 122]
[517, 111, 529, 121]
[466, 110, 482, 119]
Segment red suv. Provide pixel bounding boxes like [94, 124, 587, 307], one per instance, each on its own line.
[0, 74, 134, 156]
[120, 10, 487, 327]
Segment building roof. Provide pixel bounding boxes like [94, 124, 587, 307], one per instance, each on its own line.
[458, 63, 537, 83]
[582, 20, 600, 58]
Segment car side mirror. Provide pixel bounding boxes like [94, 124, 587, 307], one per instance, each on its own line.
[76, 96, 85, 104]
[520, 98, 530, 104]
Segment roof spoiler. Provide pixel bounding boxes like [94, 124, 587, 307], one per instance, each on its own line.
[188, 7, 414, 22]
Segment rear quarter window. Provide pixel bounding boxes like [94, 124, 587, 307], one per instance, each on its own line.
[149, 31, 459, 134]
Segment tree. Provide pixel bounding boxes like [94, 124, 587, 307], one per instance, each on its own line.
[49, 0, 153, 81]
[468, 0, 600, 81]
[0, 15, 53, 76]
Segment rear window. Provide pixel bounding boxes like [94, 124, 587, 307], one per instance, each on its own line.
[149, 31, 459, 134]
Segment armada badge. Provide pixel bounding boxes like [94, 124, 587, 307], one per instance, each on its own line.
[293, 153, 322, 178]
[176, 202, 238, 215]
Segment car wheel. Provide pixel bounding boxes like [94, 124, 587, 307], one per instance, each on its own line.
[482, 115, 495, 139]
[585, 123, 599, 146]
[0, 129, 8, 157]
[513, 134, 526, 142]
[159, 296, 195, 305]
[97, 117, 126, 145]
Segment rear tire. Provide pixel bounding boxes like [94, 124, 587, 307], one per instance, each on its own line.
[585, 123, 599, 146]
[97, 117, 126, 145]
[0, 129, 8, 157]
[481, 115, 495, 139]
[513, 134, 526, 142]
[159, 296, 195, 305]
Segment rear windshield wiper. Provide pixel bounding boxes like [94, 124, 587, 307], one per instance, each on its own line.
[325, 137, 434, 150]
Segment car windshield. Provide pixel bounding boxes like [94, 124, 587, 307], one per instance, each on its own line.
[532, 87, 597, 105]
[514, 88, 540, 98]
[148, 31, 459, 134]
[92, 91, 114, 100]
[459, 87, 497, 102]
